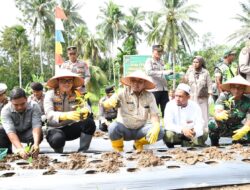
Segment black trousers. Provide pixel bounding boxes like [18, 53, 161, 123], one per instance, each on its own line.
[46, 118, 96, 149]
[152, 91, 169, 117]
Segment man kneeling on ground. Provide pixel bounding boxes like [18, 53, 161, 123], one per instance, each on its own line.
[163, 83, 205, 148]
[102, 70, 164, 152]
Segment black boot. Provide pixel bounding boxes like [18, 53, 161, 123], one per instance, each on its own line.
[78, 133, 93, 152]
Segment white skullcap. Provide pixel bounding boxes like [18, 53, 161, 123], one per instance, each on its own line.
[176, 83, 190, 95]
[0, 83, 7, 94]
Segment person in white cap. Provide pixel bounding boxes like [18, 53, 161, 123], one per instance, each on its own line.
[0, 83, 8, 112]
[163, 83, 205, 148]
[208, 75, 250, 146]
[44, 69, 96, 153]
[102, 70, 164, 152]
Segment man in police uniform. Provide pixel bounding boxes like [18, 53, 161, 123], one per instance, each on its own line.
[144, 45, 173, 117]
[98, 85, 117, 132]
[239, 36, 250, 83]
[208, 75, 250, 146]
[61, 46, 91, 94]
[44, 70, 96, 153]
[215, 50, 237, 93]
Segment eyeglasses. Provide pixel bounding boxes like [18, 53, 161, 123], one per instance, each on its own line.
[59, 79, 74, 84]
[69, 52, 76, 56]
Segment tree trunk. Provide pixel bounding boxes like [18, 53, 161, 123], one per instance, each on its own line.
[172, 49, 177, 90]
[39, 20, 44, 75]
[18, 48, 22, 88]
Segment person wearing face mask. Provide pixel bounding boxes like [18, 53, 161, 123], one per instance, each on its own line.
[144, 45, 173, 117]
[183, 56, 212, 144]
[44, 69, 96, 153]
[208, 75, 250, 146]
[102, 70, 164, 152]
[0, 88, 42, 159]
[163, 83, 204, 148]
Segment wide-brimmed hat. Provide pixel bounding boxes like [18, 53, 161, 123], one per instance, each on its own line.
[221, 75, 250, 94]
[47, 69, 84, 89]
[120, 70, 155, 90]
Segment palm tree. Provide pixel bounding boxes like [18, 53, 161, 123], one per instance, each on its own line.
[13, 26, 27, 88]
[96, 0, 124, 83]
[72, 25, 89, 57]
[82, 34, 107, 64]
[15, 0, 55, 75]
[121, 7, 144, 50]
[60, 0, 86, 45]
[145, 12, 162, 45]
[228, 0, 250, 44]
[146, 0, 200, 88]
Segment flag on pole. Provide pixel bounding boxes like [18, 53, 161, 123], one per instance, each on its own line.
[55, 6, 67, 66]
[55, 30, 65, 42]
[55, 7, 67, 20]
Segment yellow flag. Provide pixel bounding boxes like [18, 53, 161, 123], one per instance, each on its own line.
[55, 42, 63, 54]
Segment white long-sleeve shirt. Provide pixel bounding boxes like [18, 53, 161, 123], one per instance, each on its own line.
[164, 100, 204, 138]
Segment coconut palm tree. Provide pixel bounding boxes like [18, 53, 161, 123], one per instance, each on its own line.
[145, 12, 162, 46]
[72, 25, 89, 57]
[121, 7, 144, 49]
[13, 26, 27, 88]
[82, 34, 107, 64]
[145, 0, 200, 88]
[96, 0, 124, 83]
[228, 0, 250, 44]
[60, 0, 86, 45]
[15, 0, 55, 75]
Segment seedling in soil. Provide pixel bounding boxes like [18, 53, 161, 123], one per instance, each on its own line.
[24, 143, 33, 163]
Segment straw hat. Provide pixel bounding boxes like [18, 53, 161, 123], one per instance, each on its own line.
[47, 69, 84, 89]
[221, 75, 250, 94]
[120, 70, 155, 90]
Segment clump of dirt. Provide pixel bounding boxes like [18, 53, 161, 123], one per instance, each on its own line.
[230, 143, 244, 151]
[100, 152, 122, 160]
[240, 147, 250, 158]
[21, 155, 51, 169]
[167, 148, 187, 155]
[94, 131, 106, 137]
[54, 153, 90, 170]
[0, 163, 12, 170]
[1, 154, 20, 163]
[95, 152, 124, 173]
[175, 151, 205, 165]
[137, 150, 164, 168]
[202, 147, 235, 161]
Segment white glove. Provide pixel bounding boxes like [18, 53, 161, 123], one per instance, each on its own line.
[208, 95, 214, 105]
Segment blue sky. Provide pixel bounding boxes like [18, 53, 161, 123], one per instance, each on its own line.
[0, 0, 243, 54]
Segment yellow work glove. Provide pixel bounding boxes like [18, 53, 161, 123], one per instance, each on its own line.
[147, 122, 161, 144]
[102, 94, 118, 110]
[30, 145, 40, 158]
[232, 124, 250, 141]
[59, 111, 80, 121]
[79, 107, 89, 120]
[214, 110, 229, 121]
